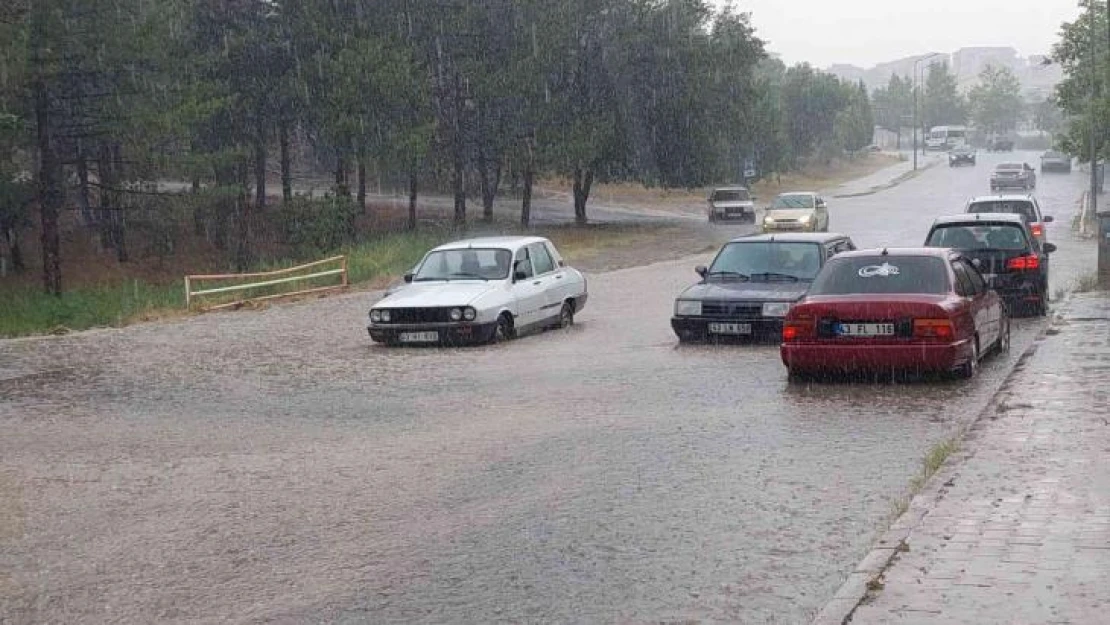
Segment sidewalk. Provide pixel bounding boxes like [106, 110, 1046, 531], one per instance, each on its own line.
[829, 152, 943, 199]
[835, 293, 1110, 624]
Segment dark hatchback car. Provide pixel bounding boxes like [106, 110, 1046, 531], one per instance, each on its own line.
[671, 233, 856, 342]
[925, 213, 1056, 316]
[948, 147, 976, 167]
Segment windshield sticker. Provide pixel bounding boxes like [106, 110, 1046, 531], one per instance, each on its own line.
[858, 263, 900, 278]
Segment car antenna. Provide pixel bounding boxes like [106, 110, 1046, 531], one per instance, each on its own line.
[881, 247, 889, 256]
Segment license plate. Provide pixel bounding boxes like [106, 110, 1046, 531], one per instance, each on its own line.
[836, 323, 895, 337]
[708, 322, 752, 335]
[399, 331, 440, 343]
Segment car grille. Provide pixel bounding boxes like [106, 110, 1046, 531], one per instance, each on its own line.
[385, 307, 455, 324]
[702, 301, 764, 319]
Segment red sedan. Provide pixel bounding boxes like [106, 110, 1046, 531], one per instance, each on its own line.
[781, 248, 1009, 379]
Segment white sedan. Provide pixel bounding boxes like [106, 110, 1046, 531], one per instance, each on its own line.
[367, 236, 588, 345]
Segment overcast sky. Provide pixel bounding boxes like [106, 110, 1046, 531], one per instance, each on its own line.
[719, 0, 1083, 68]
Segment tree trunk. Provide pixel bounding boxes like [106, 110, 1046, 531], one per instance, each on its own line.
[895, 128, 901, 150]
[521, 162, 534, 228]
[76, 146, 93, 227]
[96, 145, 114, 250]
[111, 143, 127, 263]
[453, 140, 466, 227]
[572, 166, 593, 226]
[254, 120, 267, 211]
[279, 119, 292, 202]
[408, 169, 418, 231]
[33, 77, 62, 294]
[335, 150, 350, 197]
[357, 151, 367, 209]
[235, 162, 250, 272]
[4, 227, 25, 273]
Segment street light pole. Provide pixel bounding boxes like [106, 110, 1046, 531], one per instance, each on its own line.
[912, 53, 941, 170]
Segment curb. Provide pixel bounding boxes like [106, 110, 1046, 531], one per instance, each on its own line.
[810, 312, 1060, 625]
[831, 159, 938, 199]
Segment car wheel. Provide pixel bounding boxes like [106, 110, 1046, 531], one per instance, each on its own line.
[996, 315, 1011, 355]
[557, 301, 575, 329]
[954, 339, 979, 379]
[787, 368, 810, 383]
[493, 312, 516, 343]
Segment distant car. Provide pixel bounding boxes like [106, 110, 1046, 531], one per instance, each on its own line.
[1040, 150, 1072, 173]
[965, 194, 1053, 244]
[367, 236, 587, 345]
[990, 162, 1036, 191]
[925, 213, 1055, 316]
[762, 192, 830, 233]
[781, 248, 1009, 380]
[949, 147, 977, 167]
[707, 186, 757, 223]
[671, 233, 857, 342]
[988, 137, 1015, 152]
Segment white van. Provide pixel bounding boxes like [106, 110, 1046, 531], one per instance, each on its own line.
[926, 125, 969, 151]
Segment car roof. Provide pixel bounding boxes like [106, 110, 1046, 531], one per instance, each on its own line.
[833, 247, 952, 260]
[432, 236, 549, 252]
[727, 232, 848, 244]
[776, 191, 818, 197]
[711, 185, 749, 191]
[932, 213, 1027, 226]
[968, 194, 1035, 203]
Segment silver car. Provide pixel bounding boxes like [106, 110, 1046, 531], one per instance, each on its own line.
[761, 192, 830, 233]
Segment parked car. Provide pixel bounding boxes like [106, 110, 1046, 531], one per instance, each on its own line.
[925, 213, 1055, 316]
[948, 146, 977, 167]
[964, 194, 1053, 244]
[990, 162, 1036, 191]
[762, 192, 830, 233]
[1039, 150, 1072, 173]
[367, 236, 587, 345]
[988, 137, 1015, 152]
[671, 233, 856, 342]
[780, 247, 1009, 380]
[707, 186, 757, 223]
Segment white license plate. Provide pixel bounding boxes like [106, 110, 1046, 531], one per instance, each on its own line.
[708, 323, 752, 335]
[836, 323, 895, 337]
[399, 331, 440, 343]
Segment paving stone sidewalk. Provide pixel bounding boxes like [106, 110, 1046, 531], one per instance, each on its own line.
[848, 293, 1110, 624]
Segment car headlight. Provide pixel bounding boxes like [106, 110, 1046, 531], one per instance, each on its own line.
[370, 310, 381, 323]
[763, 215, 774, 224]
[450, 307, 463, 321]
[463, 307, 477, 321]
[799, 214, 812, 224]
[675, 300, 702, 316]
[762, 302, 792, 318]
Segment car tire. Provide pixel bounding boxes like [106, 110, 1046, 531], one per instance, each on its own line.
[995, 315, 1011, 355]
[954, 338, 979, 379]
[493, 312, 516, 343]
[786, 368, 810, 383]
[557, 301, 575, 329]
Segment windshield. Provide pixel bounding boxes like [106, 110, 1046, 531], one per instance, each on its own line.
[967, 201, 1037, 222]
[926, 224, 1029, 251]
[771, 194, 816, 209]
[708, 241, 823, 281]
[711, 189, 750, 202]
[809, 256, 950, 295]
[413, 248, 512, 281]
[947, 130, 965, 139]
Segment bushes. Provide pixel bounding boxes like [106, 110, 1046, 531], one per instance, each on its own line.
[275, 195, 360, 256]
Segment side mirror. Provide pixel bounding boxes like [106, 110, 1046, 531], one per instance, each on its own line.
[695, 265, 708, 278]
[1043, 242, 1058, 254]
[971, 258, 983, 270]
[1043, 215, 1054, 223]
[403, 272, 414, 283]
[513, 270, 528, 282]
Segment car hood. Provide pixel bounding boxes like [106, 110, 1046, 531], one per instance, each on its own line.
[375, 281, 498, 308]
[764, 208, 815, 220]
[710, 200, 755, 208]
[678, 280, 810, 302]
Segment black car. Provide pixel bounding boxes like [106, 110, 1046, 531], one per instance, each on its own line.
[671, 233, 857, 342]
[924, 213, 1056, 316]
[1040, 150, 1072, 173]
[949, 147, 976, 167]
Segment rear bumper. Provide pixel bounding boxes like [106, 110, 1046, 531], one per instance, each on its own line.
[990, 178, 1031, 188]
[672, 316, 784, 342]
[368, 320, 499, 345]
[781, 340, 972, 373]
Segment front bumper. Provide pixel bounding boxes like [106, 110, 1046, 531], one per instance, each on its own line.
[949, 157, 975, 165]
[671, 316, 785, 342]
[711, 206, 755, 220]
[761, 221, 814, 233]
[368, 320, 499, 345]
[781, 340, 972, 373]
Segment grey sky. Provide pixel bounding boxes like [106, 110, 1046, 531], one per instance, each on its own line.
[720, 0, 1082, 67]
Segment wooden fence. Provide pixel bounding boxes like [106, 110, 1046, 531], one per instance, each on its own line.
[185, 255, 348, 311]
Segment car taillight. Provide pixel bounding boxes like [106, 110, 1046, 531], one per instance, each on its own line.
[913, 319, 954, 340]
[1030, 224, 1044, 238]
[1007, 255, 1041, 271]
[783, 319, 814, 342]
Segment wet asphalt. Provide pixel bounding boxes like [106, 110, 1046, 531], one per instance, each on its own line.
[0, 151, 1097, 624]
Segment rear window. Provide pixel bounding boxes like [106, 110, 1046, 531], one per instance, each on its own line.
[967, 200, 1037, 222]
[997, 163, 1023, 170]
[809, 256, 950, 296]
[926, 224, 1029, 251]
[711, 189, 750, 202]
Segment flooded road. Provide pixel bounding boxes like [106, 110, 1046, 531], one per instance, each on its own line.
[0, 153, 1096, 623]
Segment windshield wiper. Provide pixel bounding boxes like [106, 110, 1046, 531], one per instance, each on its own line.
[448, 272, 489, 280]
[707, 270, 750, 281]
[750, 272, 801, 282]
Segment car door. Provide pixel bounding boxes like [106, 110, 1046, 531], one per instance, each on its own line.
[527, 242, 562, 322]
[953, 258, 997, 349]
[510, 247, 546, 329]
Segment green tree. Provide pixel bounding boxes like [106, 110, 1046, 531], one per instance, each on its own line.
[969, 65, 1025, 137]
[922, 62, 968, 132]
[872, 74, 913, 148]
[835, 81, 874, 153]
[1052, 1, 1110, 161]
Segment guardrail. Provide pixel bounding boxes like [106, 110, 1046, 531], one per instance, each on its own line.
[185, 255, 348, 311]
